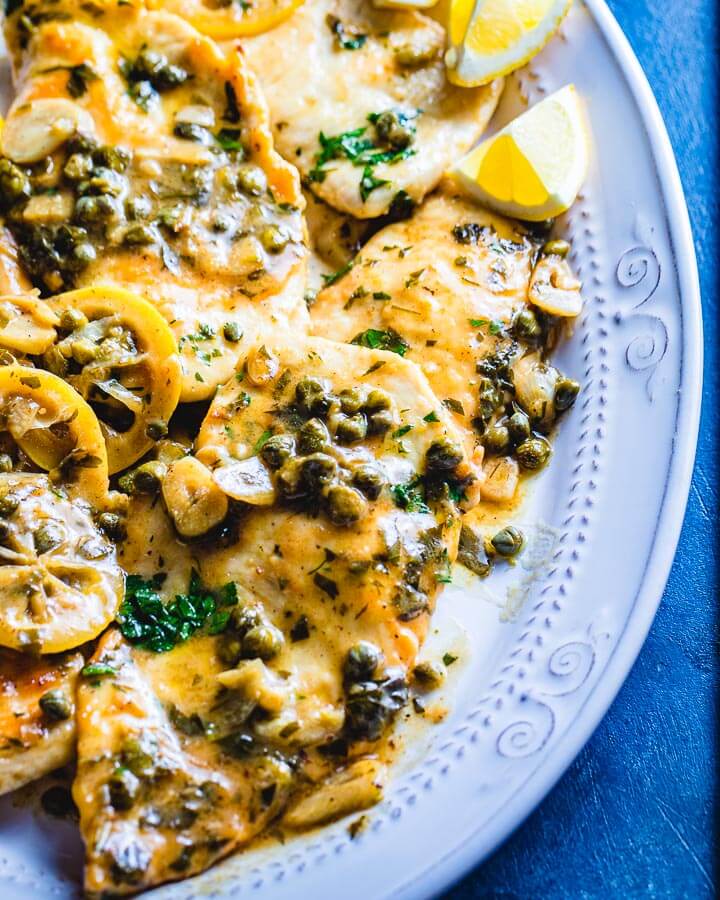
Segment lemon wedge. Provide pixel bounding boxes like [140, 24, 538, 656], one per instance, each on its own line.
[448, 84, 588, 221]
[445, 0, 571, 86]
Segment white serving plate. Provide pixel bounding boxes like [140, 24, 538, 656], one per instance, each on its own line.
[0, 1, 702, 897]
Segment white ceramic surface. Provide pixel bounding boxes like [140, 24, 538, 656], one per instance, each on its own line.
[0, 1, 702, 897]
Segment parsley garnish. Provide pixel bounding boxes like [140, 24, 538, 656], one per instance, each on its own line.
[118, 572, 237, 652]
[351, 328, 409, 356]
[321, 258, 356, 287]
[308, 111, 418, 200]
[443, 652, 458, 667]
[391, 479, 430, 514]
[423, 411, 439, 423]
[216, 128, 243, 151]
[360, 165, 389, 201]
[80, 662, 116, 679]
[43, 63, 98, 98]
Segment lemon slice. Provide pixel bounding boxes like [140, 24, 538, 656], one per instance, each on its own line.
[446, 0, 571, 86]
[0, 473, 123, 654]
[148, 0, 304, 38]
[448, 84, 588, 221]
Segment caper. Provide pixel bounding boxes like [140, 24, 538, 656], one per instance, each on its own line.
[425, 438, 463, 473]
[344, 641, 383, 683]
[275, 458, 306, 500]
[483, 423, 510, 454]
[365, 409, 391, 435]
[299, 452, 338, 493]
[0, 158, 31, 207]
[351, 463, 385, 500]
[74, 193, 120, 224]
[260, 224, 289, 254]
[33, 521, 65, 554]
[97, 511, 125, 540]
[236, 164, 267, 196]
[123, 223, 158, 246]
[93, 145, 131, 173]
[491, 525, 524, 558]
[372, 110, 414, 150]
[339, 387, 365, 415]
[515, 437, 551, 470]
[335, 413, 367, 444]
[295, 376, 332, 416]
[121, 460, 166, 495]
[174, 122, 212, 144]
[67, 133, 98, 156]
[39, 689, 72, 721]
[229, 604, 262, 635]
[512, 307, 542, 340]
[125, 195, 152, 220]
[70, 338, 98, 365]
[108, 767, 141, 811]
[211, 212, 235, 233]
[260, 433, 295, 469]
[325, 484, 367, 526]
[412, 661, 445, 690]
[145, 419, 168, 441]
[507, 408, 531, 443]
[0, 453, 12, 473]
[394, 41, 438, 68]
[73, 242, 96, 265]
[297, 417, 330, 454]
[0, 521, 10, 542]
[0, 494, 19, 517]
[63, 153, 93, 183]
[554, 376, 580, 412]
[218, 635, 244, 667]
[477, 376, 501, 423]
[364, 388, 391, 412]
[156, 203, 184, 232]
[542, 238, 571, 258]
[140, 50, 187, 89]
[457, 524, 492, 578]
[242, 624, 284, 661]
[81, 167, 125, 197]
[222, 321, 242, 343]
[58, 307, 88, 333]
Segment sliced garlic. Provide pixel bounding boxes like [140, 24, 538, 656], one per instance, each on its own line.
[162, 455, 228, 537]
[1, 99, 95, 164]
[528, 254, 583, 317]
[22, 192, 75, 225]
[175, 104, 215, 128]
[212, 455, 276, 506]
[283, 759, 385, 829]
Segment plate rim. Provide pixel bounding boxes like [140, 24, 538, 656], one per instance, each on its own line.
[394, 1, 703, 896]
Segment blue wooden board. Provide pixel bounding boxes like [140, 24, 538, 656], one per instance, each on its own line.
[447, 1, 718, 897]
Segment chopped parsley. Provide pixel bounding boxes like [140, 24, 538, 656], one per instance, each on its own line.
[322, 258, 356, 287]
[443, 652, 458, 667]
[43, 63, 98, 98]
[360, 165, 389, 201]
[351, 328, 409, 356]
[253, 429, 273, 452]
[423, 411, 439, 423]
[391, 479, 430, 514]
[308, 110, 418, 200]
[216, 128, 243, 151]
[117, 572, 237, 652]
[80, 662, 116, 679]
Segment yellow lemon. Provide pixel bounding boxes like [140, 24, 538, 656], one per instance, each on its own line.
[446, 0, 572, 86]
[448, 84, 588, 221]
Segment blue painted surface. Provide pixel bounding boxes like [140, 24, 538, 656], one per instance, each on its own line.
[447, 2, 718, 897]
